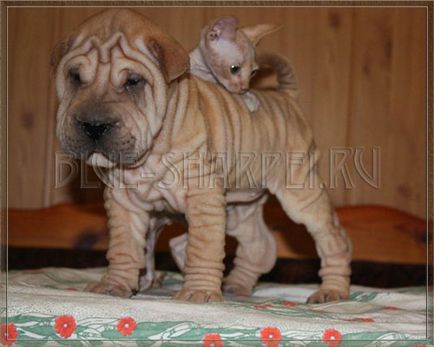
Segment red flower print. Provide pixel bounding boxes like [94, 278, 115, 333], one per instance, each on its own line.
[202, 333, 224, 347]
[254, 304, 273, 309]
[322, 329, 342, 347]
[282, 300, 297, 307]
[260, 327, 282, 347]
[1, 323, 18, 346]
[116, 317, 137, 336]
[412, 345, 427, 347]
[383, 306, 399, 310]
[347, 318, 374, 323]
[54, 315, 76, 339]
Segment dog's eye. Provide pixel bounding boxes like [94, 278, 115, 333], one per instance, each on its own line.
[124, 74, 145, 91]
[230, 65, 240, 74]
[69, 69, 82, 86]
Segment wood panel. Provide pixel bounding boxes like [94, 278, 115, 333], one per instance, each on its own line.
[346, 8, 427, 217]
[306, 9, 354, 205]
[6, 6, 427, 218]
[8, 8, 57, 208]
[8, 202, 427, 265]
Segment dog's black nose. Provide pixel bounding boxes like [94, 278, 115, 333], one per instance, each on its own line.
[79, 121, 112, 141]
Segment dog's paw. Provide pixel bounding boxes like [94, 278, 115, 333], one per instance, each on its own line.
[174, 289, 223, 303]
[85, 281, 133, 298]
[307, 289, 348, 304]
[222, 282, 252, 297]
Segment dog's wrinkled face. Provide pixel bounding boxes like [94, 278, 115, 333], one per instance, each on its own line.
[54, 10, 189, 168]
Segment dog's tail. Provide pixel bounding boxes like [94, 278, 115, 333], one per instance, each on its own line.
[256, 52, 298, 98]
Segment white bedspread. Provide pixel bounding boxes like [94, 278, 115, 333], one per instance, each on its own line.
[1, 267, 430, 346]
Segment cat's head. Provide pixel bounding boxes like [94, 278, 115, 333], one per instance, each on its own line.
[200, 16, 280, 94]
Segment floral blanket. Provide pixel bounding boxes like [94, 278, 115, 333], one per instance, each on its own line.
[0, 267, 431, 346]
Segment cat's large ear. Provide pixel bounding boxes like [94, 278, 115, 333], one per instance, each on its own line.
[240, 24, 282, 46]
[206, 16, 239, 41]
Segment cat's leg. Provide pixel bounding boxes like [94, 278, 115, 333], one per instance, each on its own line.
[223, 194, 277, 296]
[169, 233, 188, 271]
[139, 217, 170, 291]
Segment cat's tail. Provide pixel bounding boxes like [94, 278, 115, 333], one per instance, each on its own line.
[256, 53, 298, 98]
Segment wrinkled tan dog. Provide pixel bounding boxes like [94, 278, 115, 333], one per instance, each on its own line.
[53, 9, 352, 303]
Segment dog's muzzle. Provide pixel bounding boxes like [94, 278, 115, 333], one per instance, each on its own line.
[78, 120, 114, 142]
[61, 107, 138, 166]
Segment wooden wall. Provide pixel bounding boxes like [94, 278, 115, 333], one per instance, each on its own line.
[7, 6, 427, 218]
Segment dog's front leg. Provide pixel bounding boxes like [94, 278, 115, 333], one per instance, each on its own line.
[174, 184, 226, 303]
[86, 187, 149, 297]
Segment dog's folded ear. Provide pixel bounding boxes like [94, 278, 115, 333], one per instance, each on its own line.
[147, 35, 190, 83]
[50, 36, 73, 76]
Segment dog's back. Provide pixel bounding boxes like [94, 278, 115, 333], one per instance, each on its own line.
[181, 75, 316, 191]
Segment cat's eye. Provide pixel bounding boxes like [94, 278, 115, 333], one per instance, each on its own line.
[124, 74, 145, 91]
[230, 65, 240, 74]
[250, 69, 258, 77]
[69, 68, 82, 86]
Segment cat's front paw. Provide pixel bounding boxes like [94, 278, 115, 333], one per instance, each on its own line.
[139, 272, 167, 291]
[242, 92, 260, 112]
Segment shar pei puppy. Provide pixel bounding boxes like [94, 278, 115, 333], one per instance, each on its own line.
[53, 9, 352, 303]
